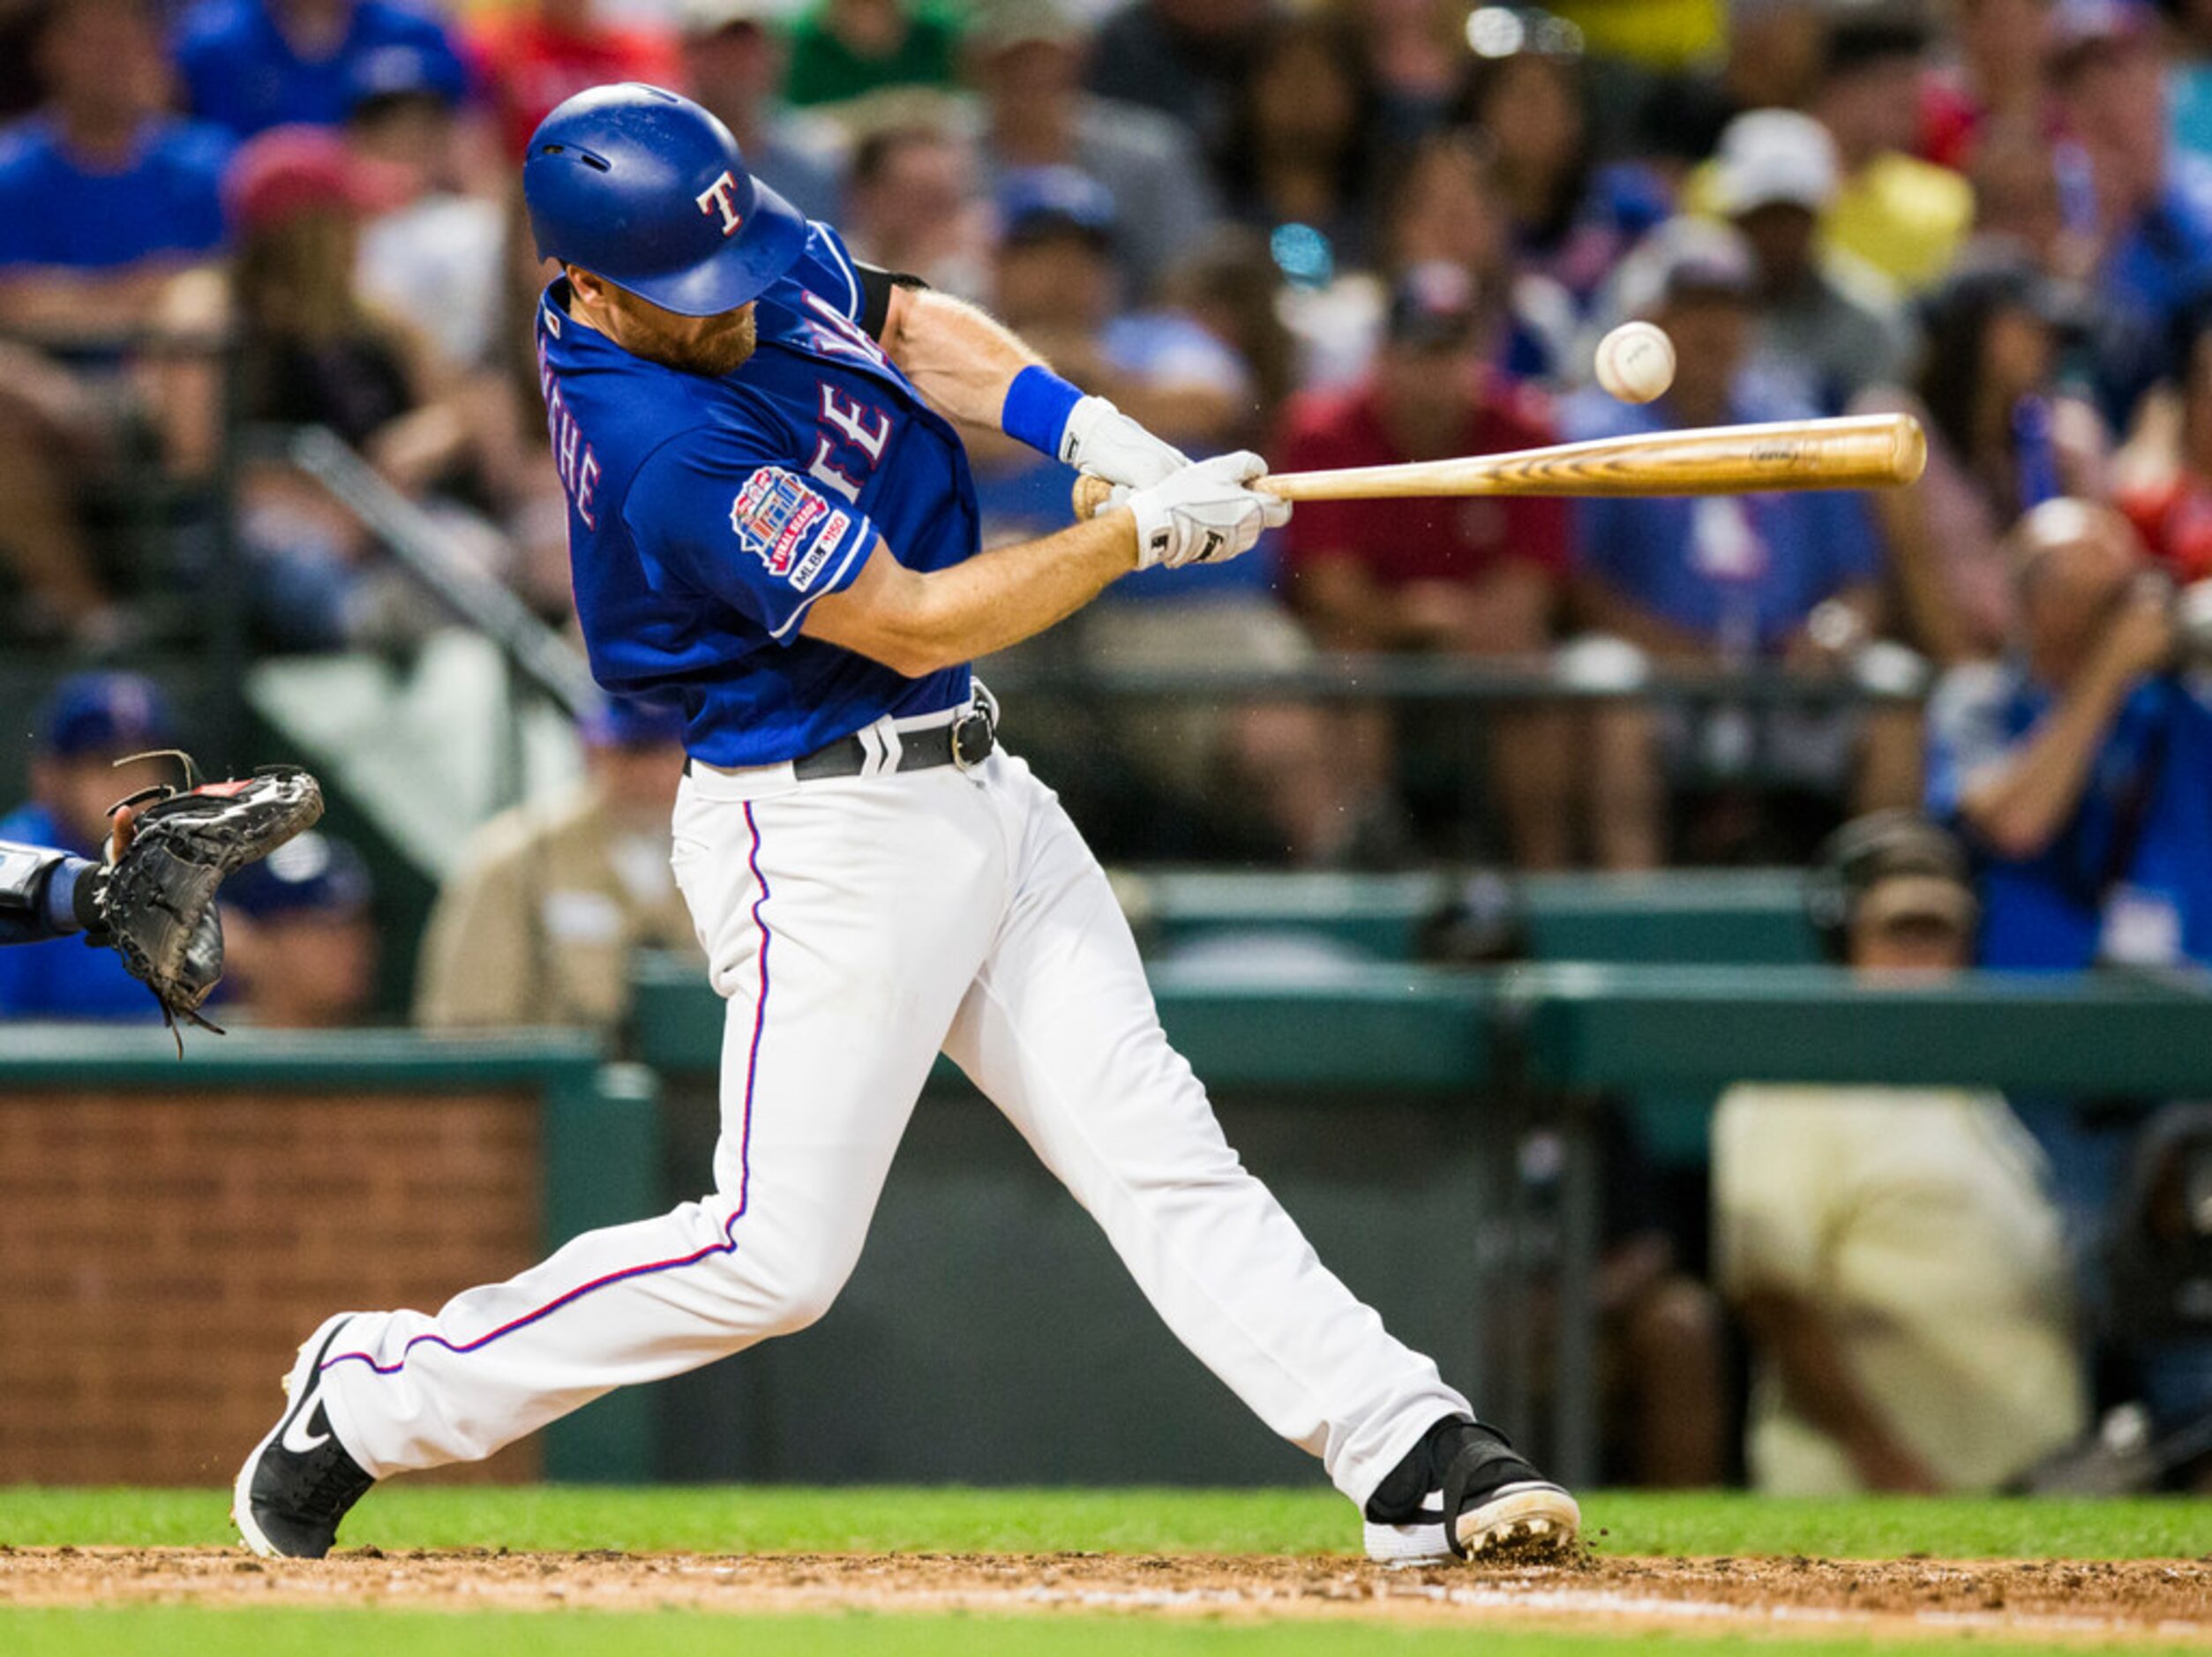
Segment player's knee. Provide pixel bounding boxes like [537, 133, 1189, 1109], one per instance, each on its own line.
[761, 1256, 853, 1334]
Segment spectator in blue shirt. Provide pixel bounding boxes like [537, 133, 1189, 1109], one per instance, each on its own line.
[0, 674, 185, 1020]
[174, 0, 469, 139]
[1566, 221, 1912, 866]
[1926, 498, 2212, 971]
[1928, 492, 2212, 1454]
[0, 0, 234, 643]
[2049, 0, 2212, 428]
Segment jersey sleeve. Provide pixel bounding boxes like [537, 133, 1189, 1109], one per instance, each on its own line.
[627, 428, 879, 645]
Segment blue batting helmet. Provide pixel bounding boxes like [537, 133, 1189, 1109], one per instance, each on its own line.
[522, 83, 806, 316]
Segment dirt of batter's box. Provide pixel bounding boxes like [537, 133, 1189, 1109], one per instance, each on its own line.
[1, 1548, 2208, 1640]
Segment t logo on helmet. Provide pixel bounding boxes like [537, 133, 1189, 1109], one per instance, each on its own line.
[696, 170, 745, 237]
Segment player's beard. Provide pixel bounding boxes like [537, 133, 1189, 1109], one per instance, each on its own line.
[651, 306, 759, 379]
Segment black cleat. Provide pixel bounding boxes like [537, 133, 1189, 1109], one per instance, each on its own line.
[232, 1313, 377, 1559]
[1362, 1416, 1580, 1565]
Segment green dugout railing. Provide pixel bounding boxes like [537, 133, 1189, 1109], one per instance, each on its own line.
[0, 1027, 658, 1482]
[1117, 867, 1815, 964]
[632, 955, 2212, 1489]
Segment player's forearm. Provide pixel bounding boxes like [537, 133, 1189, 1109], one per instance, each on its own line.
[1737, 1289, 1935, 1490]
[1956, 653, 2136, 858]
[0, 842, 100, 943]
[806, 515, 1137, 677]
[880, 287, 1045, 432]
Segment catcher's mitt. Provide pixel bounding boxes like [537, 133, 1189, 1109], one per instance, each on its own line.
[94, 754, 325, 1047]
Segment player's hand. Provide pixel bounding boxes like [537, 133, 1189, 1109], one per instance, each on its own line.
[1060, 394, 1189, 490]
[1125, 452, 1291, 571]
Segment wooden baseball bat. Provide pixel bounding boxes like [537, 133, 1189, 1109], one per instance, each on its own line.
[1069, 412, 1925, 519]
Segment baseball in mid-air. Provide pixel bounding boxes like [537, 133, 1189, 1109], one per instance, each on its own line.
[1594, 321, 1676, 404]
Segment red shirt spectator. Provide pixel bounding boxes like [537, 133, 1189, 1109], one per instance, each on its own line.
[2118, 472, 2212, 585]
[1275, 265, 1576, 872]
[1278, 373, 1568, 601]
[469, 0, 683, 159]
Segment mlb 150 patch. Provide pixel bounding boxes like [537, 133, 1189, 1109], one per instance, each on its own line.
[731, 469, 849, 592]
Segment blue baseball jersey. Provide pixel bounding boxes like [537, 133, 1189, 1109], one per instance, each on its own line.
[536, 221, 973, 766]
[0, 116, 231, 271]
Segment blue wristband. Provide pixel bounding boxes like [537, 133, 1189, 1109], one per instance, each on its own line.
[43, 857, 86, 934]
[1001, 364, 1084, 459]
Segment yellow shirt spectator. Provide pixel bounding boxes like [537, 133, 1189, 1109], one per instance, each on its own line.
[1825, 151, 1975, 292]
[1687, 144, 1972, 293]
[1549, 0, 1722, 70]
[1714, 1083, 2085, 1494]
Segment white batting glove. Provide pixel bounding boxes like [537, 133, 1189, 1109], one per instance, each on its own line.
[1125, 451, 1291, 572]
[1060, 394, 1189, 490]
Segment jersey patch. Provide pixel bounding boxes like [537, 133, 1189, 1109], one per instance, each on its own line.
[731, 468, 844, 591]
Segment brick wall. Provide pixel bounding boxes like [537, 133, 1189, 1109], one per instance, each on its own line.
[0, 1091, 544, 1485]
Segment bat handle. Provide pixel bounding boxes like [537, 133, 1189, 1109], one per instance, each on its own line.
[1071, 474, 1117, 521]
[1070, 472, 1286, 520]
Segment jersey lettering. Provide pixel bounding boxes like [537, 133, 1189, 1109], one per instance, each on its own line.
[536, 333, 601, 529]
[695, 170, 744, 237]
[806, 435, 862, 502]
[818, 385, 891, 464]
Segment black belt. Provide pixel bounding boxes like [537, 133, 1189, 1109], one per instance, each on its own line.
[686, 691, 997, 782]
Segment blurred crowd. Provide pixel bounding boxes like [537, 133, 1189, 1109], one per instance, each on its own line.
[5, 0, 2212, 881]
[6, 0, 2212, 1488]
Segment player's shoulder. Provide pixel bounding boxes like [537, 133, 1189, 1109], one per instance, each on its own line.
[619, 393, 810, 535]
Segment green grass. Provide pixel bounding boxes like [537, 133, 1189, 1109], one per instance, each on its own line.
[4, 1610, 2197, 1657]
[2, 1484, 2208, 1560]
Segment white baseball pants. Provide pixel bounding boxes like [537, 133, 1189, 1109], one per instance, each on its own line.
[318, 726, 1469, 1508]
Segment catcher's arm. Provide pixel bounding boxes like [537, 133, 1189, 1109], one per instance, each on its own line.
[0, 840, 107, 944]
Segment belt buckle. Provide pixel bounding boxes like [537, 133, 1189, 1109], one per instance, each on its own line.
[949, 687, 996, 773]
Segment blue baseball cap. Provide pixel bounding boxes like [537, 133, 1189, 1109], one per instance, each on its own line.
[581, 692, 689, 749]
[38, 671, 175, 759]
[223, 832, 374, 920]
[997, 166, 1116, 247]
[346, 42, 468, 116]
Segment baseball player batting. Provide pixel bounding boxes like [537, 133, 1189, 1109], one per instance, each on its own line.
[234, 83, 1580, 1567]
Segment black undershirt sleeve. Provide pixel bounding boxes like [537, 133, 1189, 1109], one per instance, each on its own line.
[854, 261, 929, 342]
